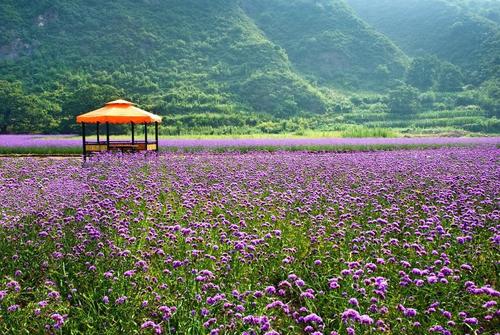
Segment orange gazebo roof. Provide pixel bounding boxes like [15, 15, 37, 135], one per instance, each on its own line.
[76, 100, 162, 124]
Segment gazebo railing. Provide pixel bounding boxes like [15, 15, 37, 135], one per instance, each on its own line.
[82, 121, 159, 161]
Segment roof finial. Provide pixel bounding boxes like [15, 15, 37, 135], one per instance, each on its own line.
[106, 99, 134, 106]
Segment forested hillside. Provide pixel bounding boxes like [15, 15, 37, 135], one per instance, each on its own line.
[241, 0, 408, 90]
[0, 0, 326, 132]
[346, 0, 500, 83]
[453, 0, 500, 23]
[452, 0, 500, 23]
[0, 0, 498, 134]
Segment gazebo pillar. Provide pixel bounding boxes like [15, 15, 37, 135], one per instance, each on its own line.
[131, 122, 135, 145]
[144, 123, 148, 145]
[155, 122, 159, 152]
[96, 122, 100, 144]
[106, 122, 110, 150]
[82, 122, 87, 162]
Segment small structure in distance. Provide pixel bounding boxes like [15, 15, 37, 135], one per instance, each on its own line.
[76, 99, 162, 161]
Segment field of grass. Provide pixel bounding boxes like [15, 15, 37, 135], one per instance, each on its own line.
[0, 147, 498, 334]
[56, 128, 396, 140]
[341, 109, 499, 134]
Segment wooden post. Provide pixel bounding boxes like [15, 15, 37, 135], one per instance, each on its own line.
[144, 123, 148, 146]
[106, 122, 110, 150]
[155, 121, 159, 152]
[131, 122, 135, 145]
[96, 122, 100, 144]
[82, 122, 87, 162]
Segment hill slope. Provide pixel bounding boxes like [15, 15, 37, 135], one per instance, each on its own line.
[241, 0, 408, 91]
[451, 0, 500, 23]
[0, 0, 409, 129]
[346, 0, 500, 83]
[0, 0, 497, 135]
[0, 0, 332, 120]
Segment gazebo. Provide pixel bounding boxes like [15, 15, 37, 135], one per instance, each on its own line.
[76, 99, 162, 161]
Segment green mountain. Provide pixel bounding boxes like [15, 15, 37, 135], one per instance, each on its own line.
[0, 0, 498, 135]
[241, 0, 408, 90]
[0, 0, 326, 118]
[345, 0, 500, 82]
[0, 0, 408, 132]
[452, 0, 500, 23]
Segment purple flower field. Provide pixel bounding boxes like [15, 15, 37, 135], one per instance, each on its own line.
[156, 137, 500, 148]
[0, 135, 80, 148]
[1, 134, 499, 149]
[0, 147, 499, 334]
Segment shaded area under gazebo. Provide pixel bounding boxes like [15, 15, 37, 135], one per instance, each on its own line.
[76, 100, 162, 161]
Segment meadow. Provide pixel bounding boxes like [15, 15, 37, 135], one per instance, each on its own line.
[0, 145, 498, 334]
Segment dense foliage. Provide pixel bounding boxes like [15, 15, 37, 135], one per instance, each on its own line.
[0, 0, 498, 134]
[346, 0, 500, 83]
[241, 0, 408, 90]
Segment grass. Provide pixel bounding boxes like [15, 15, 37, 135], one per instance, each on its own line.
[0, 147, 81, 156]
[337, 109, 499, 135]
[340, 126, 398, 138]
[63, 131, 346, 140]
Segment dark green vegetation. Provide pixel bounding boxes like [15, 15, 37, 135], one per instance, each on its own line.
[241, 0, 408, 90]
[0, 0, 499, 135]
[346, 0, 499, 81]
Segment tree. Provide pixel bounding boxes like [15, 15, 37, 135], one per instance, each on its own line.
[0, 81, 57, 134]
[388, 84, 420, 114]
[437, 62, 464, 92]
[13, 95, 60, 133]
[406, 57, 438, 91]
[0, 81, 26, 133]
[478, 79, 500, 117]
[59, 83, 124, 133]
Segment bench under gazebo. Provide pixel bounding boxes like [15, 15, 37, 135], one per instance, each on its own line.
[76, 99, 162, 161]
